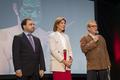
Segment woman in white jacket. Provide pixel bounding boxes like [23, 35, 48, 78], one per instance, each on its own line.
[49, 17, 73, 80]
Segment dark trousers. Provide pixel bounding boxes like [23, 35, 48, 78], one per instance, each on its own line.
[87, 69, 109, 80]
[17, 72, 40, 80]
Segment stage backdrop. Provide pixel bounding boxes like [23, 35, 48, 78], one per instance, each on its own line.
[0, 0, 94, 74]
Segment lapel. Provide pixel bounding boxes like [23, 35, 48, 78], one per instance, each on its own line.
[88, 34, 94, 41]
[55, 32, 61, 42]
[55, 32, 68, 49]
[22, 33, 36, 52]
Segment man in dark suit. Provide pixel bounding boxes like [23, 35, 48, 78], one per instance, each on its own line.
[12, 18, 46, 80]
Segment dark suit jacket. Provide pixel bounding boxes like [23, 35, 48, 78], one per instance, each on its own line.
[12, 32, 46, 76]
[80, 34, 111, 70]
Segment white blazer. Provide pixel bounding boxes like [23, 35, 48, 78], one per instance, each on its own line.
[48, 32, 73, 72]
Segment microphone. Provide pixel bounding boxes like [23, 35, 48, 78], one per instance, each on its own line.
[95, 31, 99, 35]
[94, 31, 99, 42]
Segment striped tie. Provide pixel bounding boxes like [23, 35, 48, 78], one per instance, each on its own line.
[27, 33, 35, 51]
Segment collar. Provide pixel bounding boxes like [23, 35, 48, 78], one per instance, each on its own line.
[56, 31, 64, 36]
[24, 31, 32, 36]
[88, 32, 96, 39]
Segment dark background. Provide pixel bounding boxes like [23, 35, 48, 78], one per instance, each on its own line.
[94, 0, 120, 80]
[1, 0, 120, 80]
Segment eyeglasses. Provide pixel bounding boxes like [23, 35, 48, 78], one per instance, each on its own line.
[90, 25, 97, 27]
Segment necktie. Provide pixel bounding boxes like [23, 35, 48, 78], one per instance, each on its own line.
[27, 33, 35, 51]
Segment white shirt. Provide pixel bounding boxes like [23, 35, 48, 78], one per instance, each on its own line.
[88, 32, 96, 40]
[24, 32, 33, 39]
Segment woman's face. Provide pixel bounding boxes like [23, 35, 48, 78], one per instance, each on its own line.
[57, 20, 66, 32]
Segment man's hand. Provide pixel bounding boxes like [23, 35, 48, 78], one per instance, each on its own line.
[39, 70, 44, 78]
[94, 35, 99, 42]
[108, 66, 111, 71]
[15, 70, 22, 78]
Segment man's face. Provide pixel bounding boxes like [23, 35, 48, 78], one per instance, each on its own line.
[24, 20, 35, 33]
[88, 23, 98, 34]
